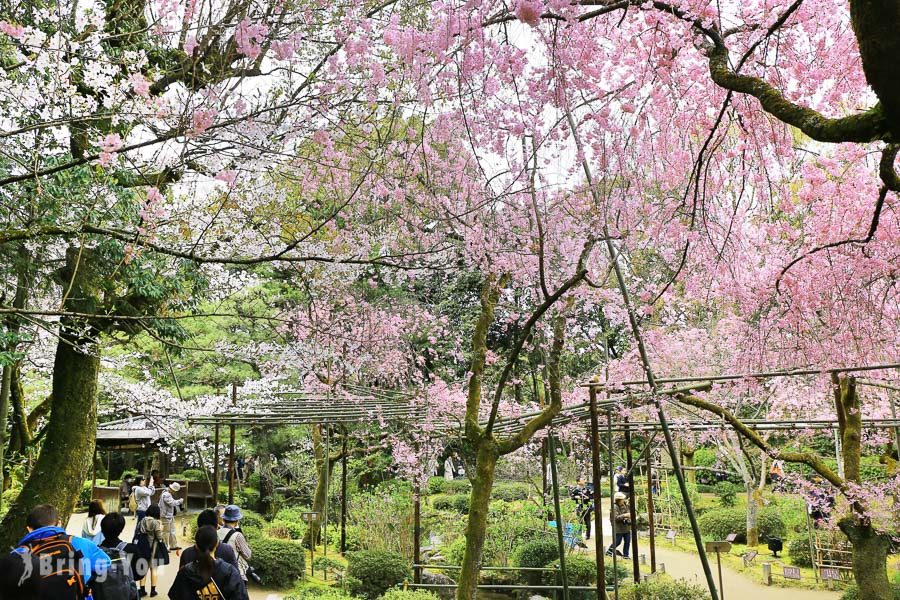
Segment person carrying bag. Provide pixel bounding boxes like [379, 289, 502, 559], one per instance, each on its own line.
[169, 526, 248, 600]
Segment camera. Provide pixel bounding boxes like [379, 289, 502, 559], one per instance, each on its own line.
[246, 566, 262, 584]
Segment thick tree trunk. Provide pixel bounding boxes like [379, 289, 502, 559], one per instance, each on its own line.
[745, 486, 761, 547]
[840, 520, 892, 600]
[0, 331, 100, 548]
[304, 424, 337, 548]
[682, 446, 696, 484]
[456, 442, 498, 600]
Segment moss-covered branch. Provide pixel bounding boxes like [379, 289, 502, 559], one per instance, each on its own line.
[676, 392, 844, 488]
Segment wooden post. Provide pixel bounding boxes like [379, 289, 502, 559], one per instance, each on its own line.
[587, 384, 607, 599]
[413, 473, 421, 584]
[92, 447, 98, 488]
[624, 420, 640, 582]
[341, 429, 348, 555]
[607, 411, 619, 600]
[645, 444, 657, 573]
[549, 431, 569, 600]
[213, 424, 220, 502]
[228, 383, 237, 504]
[106, 450, 111, 486]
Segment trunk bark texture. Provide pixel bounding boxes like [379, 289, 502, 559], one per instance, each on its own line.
[0, 247, 102, 549]
[840, 520, 892, 600]
[252, 428, 276, 519]
[456, 442, 498, 600]
[745, 486, 761, 547]
[305, 424, 337, 548]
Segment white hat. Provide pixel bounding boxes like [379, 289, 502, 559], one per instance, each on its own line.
[169, 482, 181, 492]
[614, 492, 627, 501]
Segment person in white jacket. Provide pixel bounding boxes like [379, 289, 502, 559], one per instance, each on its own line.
[159, 481, 184, 549]
[132, 474, 155, 524]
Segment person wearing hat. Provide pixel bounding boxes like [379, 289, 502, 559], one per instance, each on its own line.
[159, 482, 184, 550]
[219, 505, 253, 582]
[606, 492, 632, 558]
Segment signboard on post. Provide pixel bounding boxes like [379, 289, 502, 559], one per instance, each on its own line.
[301, 511, 321, 523]
[783, 566, 802, 580]
[725, 533, 738, 543]
[820, 568, 841, 581]
[666, 529, 677, 542]
[705, 541, 732, 553]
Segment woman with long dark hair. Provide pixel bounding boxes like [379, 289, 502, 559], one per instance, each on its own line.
[168, 526, 248, 600]
[81, 500, 106, 544]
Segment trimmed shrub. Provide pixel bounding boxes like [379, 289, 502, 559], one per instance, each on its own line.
[427, 477, 447, 495]
[181, 468, 207, 481]
[606, 561, 631, 586]
[433, 494, 469, 514]
[619, 577, 712, 600]
[513, 538, 560, 584]
[285, 587, 351, 600]
[493, 483, 530, 502]
[346, 550, 411, 599]
[714, 482, 739, 507]
[381, 591, 441, 600]
[787, 538, 813, 568]
[444, 479, 471, 494]
[697, 507, 785, 543]
[251, 537, 306, 588]
[236, 509, 267, 533]
[543, 555, 596, 598]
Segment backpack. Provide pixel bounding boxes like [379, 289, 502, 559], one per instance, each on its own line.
[128, 489, 137, 514]
[184, 562, 224, 600]
[92, 542, 138, 600]
[20, 532, 86, 600]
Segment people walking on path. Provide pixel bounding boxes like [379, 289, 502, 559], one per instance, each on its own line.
[168, 526, 248, 600]
[606, 492, 632, 558]
[159, 482, 184, 550]
[135, 505, 169, 597]
[218, 505, 253, 582]
[180, 509, 239, 571]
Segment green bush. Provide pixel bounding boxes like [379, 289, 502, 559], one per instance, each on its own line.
[513, 538, 560, 584]
[697, 507, 785, 543]
[493, 483, 530, 502]
[79, 480, 93, 508]
[311, 557, 345, 578]
[433, 494, 469, 514]
[251, 537, 306, 588]
[236, 509, 267, 532]
[787, 538, 813, 568]
[380, 591, 441, 600]
[285, 587, 351, 600]
[714, 482, 739, 507]
[267, 518, 306, 540]
[444, 479, 471, 493]
[427, 477, 448, 495]
[346, 550, 411, 599]
[542, 555, 596, 598]
[180, 468, 207, 481]
[619, 577, 712, 600]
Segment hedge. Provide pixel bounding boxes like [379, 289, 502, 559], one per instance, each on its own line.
[841, 583, 900, 600]
[251, 537, 306, 588]
[543, 555, 596, 599]
[285, 587, 351, 600]
[619, 578, 712, 600]
[432, 494, 469, 514]
[696, 507, 785, 543]
[381, 591, 441, 600]
[492, 483, 531, 502]
[266, 518, 306, 540]
[346, 550, 411, 599]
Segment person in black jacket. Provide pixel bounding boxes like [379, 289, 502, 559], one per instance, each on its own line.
[168, 526, 248, 600]
[179, 510, 239, 571]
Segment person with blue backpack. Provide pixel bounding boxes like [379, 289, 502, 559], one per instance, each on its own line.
[0, 504, 111, 600]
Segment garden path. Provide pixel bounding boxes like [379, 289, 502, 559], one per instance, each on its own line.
[66, 511, 285, 599]
[584, 497, 842, 600]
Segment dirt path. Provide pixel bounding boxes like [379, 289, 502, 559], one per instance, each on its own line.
[583, 498, 841, 600]
[67, 512, 287, 599]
